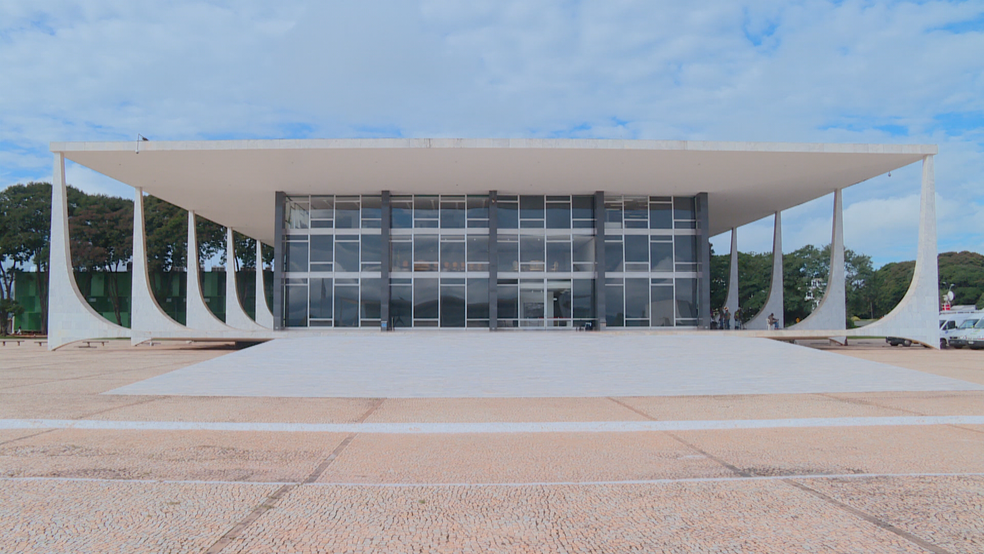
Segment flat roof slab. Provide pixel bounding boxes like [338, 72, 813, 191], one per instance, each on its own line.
[106, 333, 983, 398]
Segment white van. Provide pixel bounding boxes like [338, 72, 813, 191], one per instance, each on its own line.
[949, 315, 984, 349]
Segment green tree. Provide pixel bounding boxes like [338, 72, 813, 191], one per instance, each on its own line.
[0, 183, 56, 332]
[0, 298, 24, 335]
[938, 251, 984, 307]
[69, 193, 133, 325]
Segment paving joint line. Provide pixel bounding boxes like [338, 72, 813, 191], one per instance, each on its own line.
[607, 397, 659, 421]
[74, 397, 163, 420]
[818, 392, 924, 416]
[786, 479, 955, 554]
[0, 429, 55, 448]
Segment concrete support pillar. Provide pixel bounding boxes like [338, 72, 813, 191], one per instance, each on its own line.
[593, 191, 606, 330]
[46, 153, 129, 349]
[131, 188, 187, 344]
[846, 156, 939, 347]
[254, 240, 274, 329]
[380, 191, 391, 331]
[790, 190, 846, 332]
[746, 212, 784, 330]
[224, 227, 266, 331]
[724, 228, 739, 315]
[695, 192, 711, 329]
[273, 192, 285, 330]
[488, 191, 498, 330]
[185, 211, 231, 331]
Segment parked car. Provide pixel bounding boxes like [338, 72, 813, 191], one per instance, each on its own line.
[949, 317, 984, 349]
[887, 310, 981, 348]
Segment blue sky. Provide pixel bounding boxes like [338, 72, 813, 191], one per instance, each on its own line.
[1, 1, 982, 267]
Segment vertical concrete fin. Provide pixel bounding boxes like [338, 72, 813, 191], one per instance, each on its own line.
[746, 212, 784, 330]
[185, 211, 232, 331]
[724, 228, 739, 313]
[847, 156, 939, 347]
[789, 190, 846, 331]
[46, 153, 130, 350]
[224, 227, 266, 330]
[130, 188, 188, 344]
[254, 240, 274, 328]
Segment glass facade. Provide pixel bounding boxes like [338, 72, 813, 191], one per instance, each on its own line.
[280, 193, 703, 329]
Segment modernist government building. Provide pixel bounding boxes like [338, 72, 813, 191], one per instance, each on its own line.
[46, 139, 941, 349]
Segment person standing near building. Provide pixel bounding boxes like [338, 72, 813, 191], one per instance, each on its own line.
[722, 307, 731, 330]
[734, 307, 743, 330]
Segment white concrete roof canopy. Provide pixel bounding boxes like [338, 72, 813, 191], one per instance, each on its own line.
[50, 139, 936, 244]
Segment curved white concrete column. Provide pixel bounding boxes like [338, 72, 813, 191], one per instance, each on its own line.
[846, 156, 939, 347]
[724, 228, 739, 314]
[746, 212, 784, 330]
[131, 188, 189, 344]
[789, 190, 846, 333]
[47, 153, 130, 350]
[224, 227, 266, 331]
[254, 240, 274, 329]
[186, 211, 235, 332]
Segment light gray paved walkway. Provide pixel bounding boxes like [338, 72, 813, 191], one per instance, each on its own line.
[107, 333, 984, 398]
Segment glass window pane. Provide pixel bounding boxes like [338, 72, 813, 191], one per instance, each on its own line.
[361, 235, 381, 270]
[414, 235, 439, 271]
[651, 285, 674, 327]
[605, 200, 622, 227]
[498, 201, 519, 229]
[360, 278, 380, 321]
[466, 236, 489, 268]
[547, 280, 572, 323]
[414, 196, 439, 223]
[605, 240, 623, 272]
[440, 239, 465, 272]
[651, 241, 674, 271]
[520, 236, 545, 271]
[572, 236, 595, 270]
[572, 195, 594, 221]
[335, 197, 360, 229]
[414, 278, 439, 319]
[573, 279, 594, 320]
[605, 284, 624, 327]
[467, 278, 489, 319]
[440, 199, 466, 228]
[309, 278, 332, 319]
[390, 284, 412, 328]
[624, 235, 648, 263]
[391, 240, 412, 272]
[520, 195, 544, 220]
[286, 284, 307, 327]
[361, 196, 381, 222]
[285, 199, 309, 230]
[546, 240, 572, 272]
[623, 197, 648, 228]
[310, 197, 333, 220]
[334, 240, 359, 272]
[287, 240, 308, 272]
[675, 278, 697, 319]
[675, 235, 697, 263]
[546, 202, 571, 229]
[334, 285, 359, 327]
[674, 197, 696, 220]
[391, 197, 413, 229]
[310, 235, 332, 263]
[650, 203, 672, 229]
[467, 196, 489, 220]
[497, 280, 518, 320]
[498, 237, 519, 272]
[624, 278, 649, 319]
[440, 285, 466, 327]
[520, 281, 545, 321]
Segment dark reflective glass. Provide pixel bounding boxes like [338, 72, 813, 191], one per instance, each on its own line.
[572, 195, 594, 221]
[467, 278, 489, 319]
[360, 278, 381, 320]
[440, 240, 465, 272]
[520, 195, 544, 220]
[390, 197, 413, 229]
[334, 285, 359, 327]
[285, 200, 309, 230]
[520, 281, 544, 321]
[414, 196, 439, 224]
[334, 240, 360, 272]
[650, 240, 673, 271]
[547, 280, 572, 322]
[440, 285, 465, 327]
[309, 278, 332, 320]
[440, 199, 466, 228]
[649, 203, 672, 229]
[286, 285, 307, 327]
[413, 278, 439, 319]
[467, 196, 489, 220]
[623, 197, 648, 228]
[605, 240, 623, 272]
[605, 201, 622, 226]
[310, 235, 332, 263]
[546, 240, 571, 272]
[466, 236, 488, 268]
[498, 237, 519, 272]
[310, 197, 333, 221]
[498, 201, 519, 229]
[390, 285, 412, 328]
[572, 279, 594, 320]
[675, 278, 697, 319]
[361, 196, 381, 222]
[335, 198, 360, 229]
[520, 236, 545, 271]
[497, 281, 518, 319]
[414, 235, 439, 271]
[287, 240, 308, 272]
[651, 285, 674, 327]
[674, 235, 697, 263]
[546, 202, 571, 229]
[674, 197, 696, 220]
[361, 235, 381, 270]
[624, 235, 649, 263]
[605, 284, 624, 327]
[624, 278, 649, 319]
[391, 240, 412, 272]
[572, 236, 594, 271]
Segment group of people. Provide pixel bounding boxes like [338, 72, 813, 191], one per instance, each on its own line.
[711, 307, 743, 330]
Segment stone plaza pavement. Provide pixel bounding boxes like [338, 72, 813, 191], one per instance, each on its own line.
[0, 335, 982, 553]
